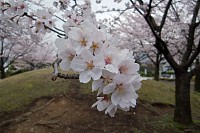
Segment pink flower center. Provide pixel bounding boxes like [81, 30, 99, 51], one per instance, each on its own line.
[105, 55, 112, 65]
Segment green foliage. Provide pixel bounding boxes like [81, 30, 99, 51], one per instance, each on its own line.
[161, 70, 174, 75]
[139, 71, 154, 77]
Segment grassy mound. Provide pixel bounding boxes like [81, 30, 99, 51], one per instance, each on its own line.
[0, 68, 199, 121]
[0, 68, 90, 112]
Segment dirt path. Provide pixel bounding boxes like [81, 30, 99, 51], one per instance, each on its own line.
[0, 91, 176, 133]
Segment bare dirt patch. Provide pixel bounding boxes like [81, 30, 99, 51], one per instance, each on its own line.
[0, 92, 175, 133]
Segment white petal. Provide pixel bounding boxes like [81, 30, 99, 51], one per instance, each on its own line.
[97, 101, 110, 111]
[79, 70, 91, 83]
[119, 107, 130, 111]
[68, 27, 82, 41]
[81, 50, 93, 62]
[131, 99, 136, 106]
[103, 83, 116, 94]
[119, 101, 130, 108]
[70, 58, 86, 72]
[127, 62, 140, 74]
[91, 68, 102, 80]
[91, 101, 99, 108]
[134, 82, 142, 91]
[92, 79, 104, 92]
[105, 64, 118, 73]
[55, 38, 71, 50]
[105, 104, 117, 117]
[121, 92, 132, 103]
[60, 60, 70, 71]
[97, 88, 103, 96]
[111, 90, 121, 105]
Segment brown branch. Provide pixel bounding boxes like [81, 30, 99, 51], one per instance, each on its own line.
[23, 12, 66, 36]
[185, 40, 200, 69]
[189, 63, 200, 77]
[146, 0, 153, 18]
[182, 0, 200, 64]
[130, 0, 179, 70]
[159, 0, 173, 33]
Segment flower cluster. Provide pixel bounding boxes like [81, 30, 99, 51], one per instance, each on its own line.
[0, 0, 142, 117]
[0, 0, 55, 33]
[55, 0, 142, 117]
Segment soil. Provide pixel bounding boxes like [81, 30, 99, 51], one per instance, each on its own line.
[0, 90, 178, 133]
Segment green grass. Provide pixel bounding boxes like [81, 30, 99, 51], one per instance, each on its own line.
[138, 80, 175, 105]
[0, 69, 200, 132]
[0, 68, 79, 112]
[138, 80, 200, 132]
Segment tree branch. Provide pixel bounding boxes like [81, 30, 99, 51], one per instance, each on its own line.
[159, 0, 172, 33]
[185, 40, 200, 68]
[182, 0, 200, 64]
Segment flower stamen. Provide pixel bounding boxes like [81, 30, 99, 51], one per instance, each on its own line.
[80, 38, 87, 46]
[86, 61, 94, 70]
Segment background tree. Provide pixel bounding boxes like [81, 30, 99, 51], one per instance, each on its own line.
[21, 37, 55, 70]
[195, 58, 200, 92]
[125, 0, 200, 124]
[112, 13, 164, 80]
[0, 19, 41, 79]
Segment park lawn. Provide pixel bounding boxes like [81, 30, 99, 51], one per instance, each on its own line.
[0, 68, 90, 112]
[0, 68, 200, 132]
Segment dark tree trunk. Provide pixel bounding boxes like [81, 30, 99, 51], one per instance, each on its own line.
[195, 59, 200, 92]
[0, 57, 6, 79]
[154, 62, 159, 81]
[174, 71, 192, 125]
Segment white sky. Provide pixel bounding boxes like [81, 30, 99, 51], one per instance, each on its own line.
[32, 0, 130, 41]
[36, 0, 129, 20]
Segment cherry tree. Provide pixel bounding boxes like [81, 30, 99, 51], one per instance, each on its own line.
[0, 18, 42, 79]
[22, 37, 55, 70]
[96, 0, 200, 124]
[0, 0, 142, 117]
[111, 12, 164, 80]
[122, 0, 199, 124]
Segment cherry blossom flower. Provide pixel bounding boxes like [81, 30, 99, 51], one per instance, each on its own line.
[105, 104, 117, 117]
[92, 96, 111, 111]
[55, 38, 76, 71]
[7, 0, 28, 16]
[103, 74, 138, 108]
[92, 70, 115, 95]
[68, 27, 92, 54]
[118, 59, 139, 75]
[70, 50, 105, 83]
[102, 46, 120, 73]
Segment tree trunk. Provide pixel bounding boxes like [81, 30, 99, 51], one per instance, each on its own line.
[174, 71, 192, 125]
[0, 57, 6, 79]
[154, 62, 159, 81]
[195, 59, 200, 92]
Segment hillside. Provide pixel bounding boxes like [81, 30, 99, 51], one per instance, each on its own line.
[0, 68, 200, 132]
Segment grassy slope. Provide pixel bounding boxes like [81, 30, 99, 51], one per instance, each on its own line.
[0, 68, 89, 112]
[0, 68, 200, 121]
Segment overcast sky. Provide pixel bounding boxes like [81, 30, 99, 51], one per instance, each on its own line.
[32, 0, 129, 42]
[36, 0, 129, 20]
